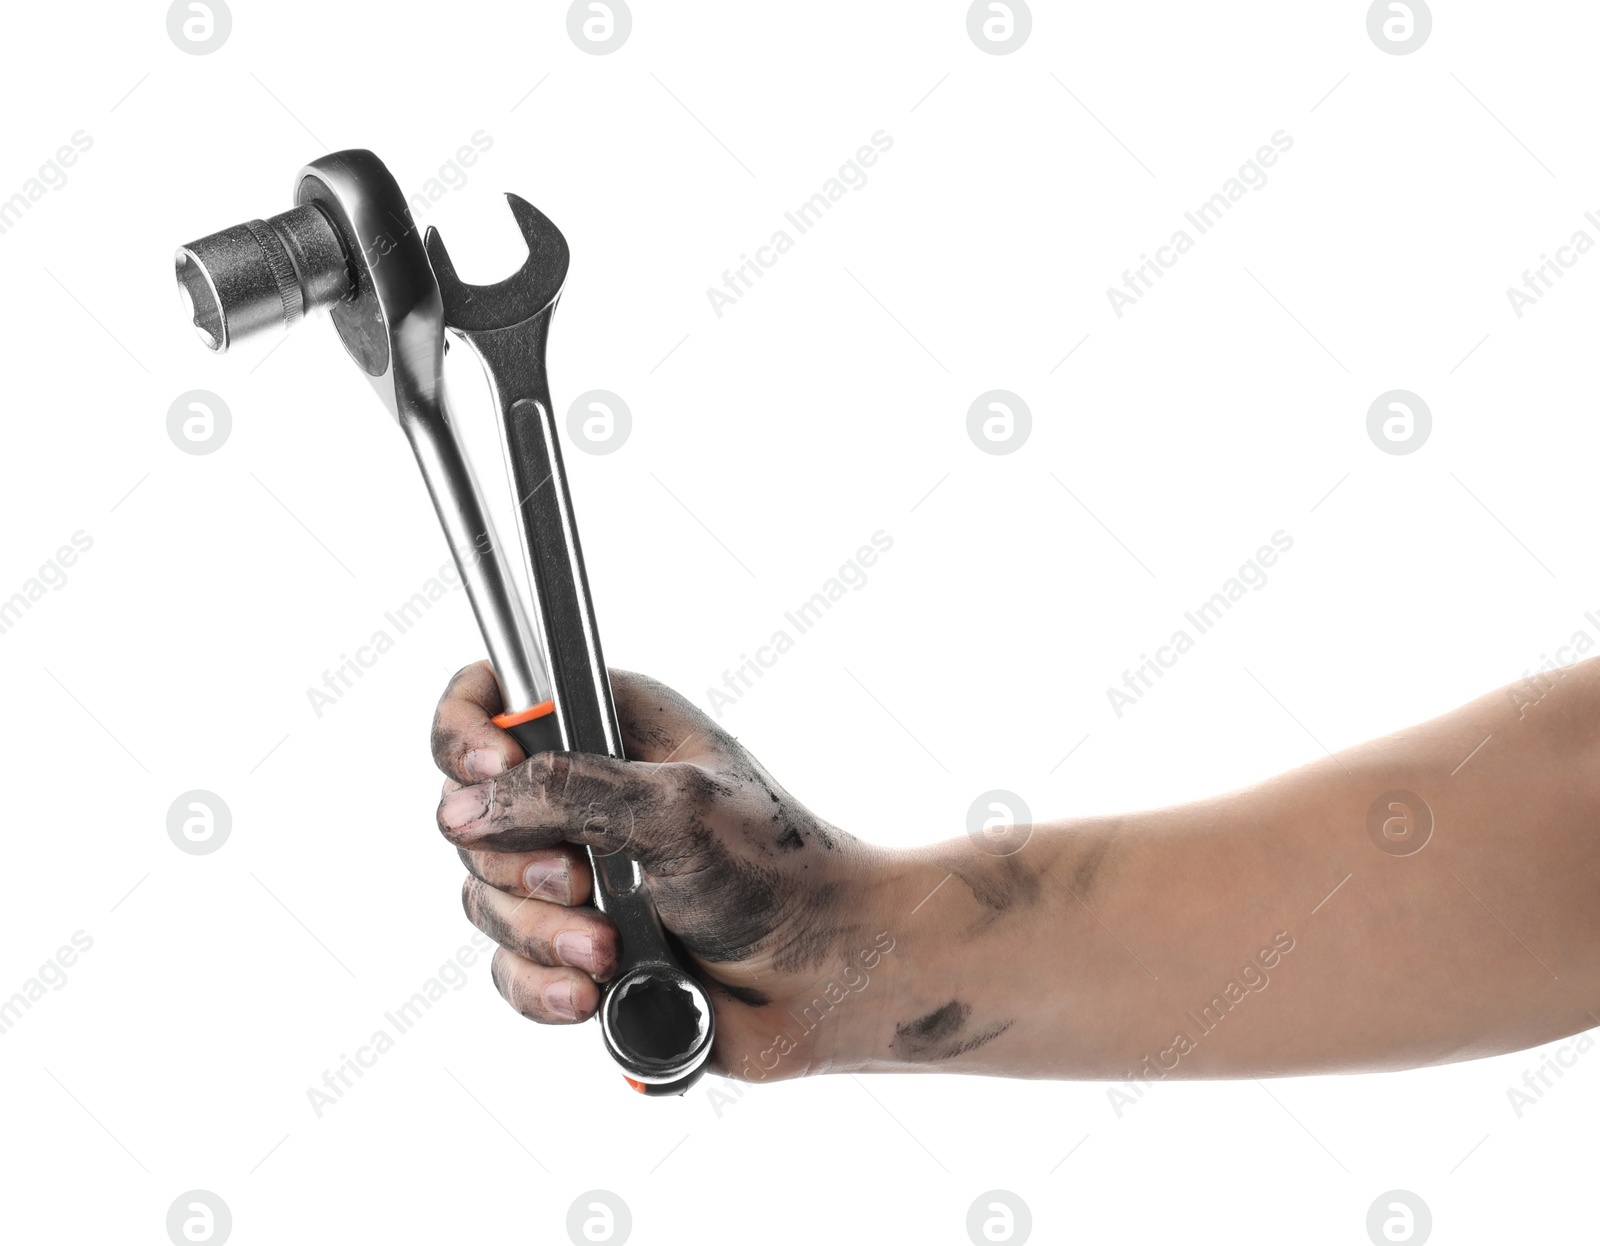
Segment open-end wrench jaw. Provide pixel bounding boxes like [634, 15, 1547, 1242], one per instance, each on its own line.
[423, 194, 569, 333]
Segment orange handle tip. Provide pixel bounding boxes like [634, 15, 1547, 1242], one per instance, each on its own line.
[492, 699, 556, 729]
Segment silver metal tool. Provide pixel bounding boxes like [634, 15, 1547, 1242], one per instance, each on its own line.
[173, 149, 714, 1095]
[424, 201, 715, 1094]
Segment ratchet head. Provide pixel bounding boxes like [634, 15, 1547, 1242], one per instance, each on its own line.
[423, 194, 569, 333]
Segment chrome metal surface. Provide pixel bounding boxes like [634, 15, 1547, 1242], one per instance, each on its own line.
[428, 198, 714, 1088]
[291, 152, 551, 716]
[172, 150, 552, 716]
[175, 202, 350, 351]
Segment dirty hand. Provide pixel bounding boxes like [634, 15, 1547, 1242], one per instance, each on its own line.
[430, 663, 904, 1081]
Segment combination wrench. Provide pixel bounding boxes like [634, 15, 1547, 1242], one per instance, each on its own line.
[173, 149, 714, 1095]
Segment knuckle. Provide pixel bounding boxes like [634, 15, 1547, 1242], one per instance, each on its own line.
[661, 760, 717, 808]
[520, 919, 557, 965]
[546, 752, 576, 800]
[449, 661, 484, 687]
[507, 750, 566, 808]
[490, 950, 533, 1017]
[428, 725, 458, 775]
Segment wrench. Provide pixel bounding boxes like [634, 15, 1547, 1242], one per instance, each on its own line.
[172, 150, 713, 1094]
[426, 197, 717, 1096]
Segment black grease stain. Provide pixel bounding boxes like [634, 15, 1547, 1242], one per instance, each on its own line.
[612, 669, 733, 760]
[724, 754, 844, 855]
[934, 853, 1046, 936]
[954, 856, 1043, 912]
[651, 818, 786, 963]
[650, 817, 853, 976]
[946, 1020, 1013, 1057]
[1060, 819, 1121, 899]
[462, 877, 548, 963]
[890, 1000, 1014, 1062]
[898, 1000, 966, 1047]
[704, 975, 772, 1007]
[769, 895, 854, 975]
[509, 668, 865, 986]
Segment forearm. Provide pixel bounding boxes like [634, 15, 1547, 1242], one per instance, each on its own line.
[839, 660, 1600, 1079]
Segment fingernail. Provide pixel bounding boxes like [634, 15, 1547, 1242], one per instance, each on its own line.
[463, 749, 505, 780]
[523, 860, 569, 903]
[440, 783, 490, 831]
[555, 931, 597, 973]
[543, 980, 578, 1021]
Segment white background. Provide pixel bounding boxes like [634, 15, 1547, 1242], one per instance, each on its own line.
[0, 0, 1595, 1242]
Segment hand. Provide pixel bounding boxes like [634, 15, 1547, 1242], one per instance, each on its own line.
[430, 663, 903, 1081]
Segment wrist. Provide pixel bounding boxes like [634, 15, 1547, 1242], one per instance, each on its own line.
[815, 836, 1051, 1075]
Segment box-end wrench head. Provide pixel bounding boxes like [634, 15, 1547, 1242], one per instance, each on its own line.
[426, 199, 716, 1095]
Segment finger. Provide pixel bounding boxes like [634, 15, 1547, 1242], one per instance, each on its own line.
[457, 844, 594, 905]
[462, 875, 619, 979]
[438, 751, 722, 864]
[491, 946, 599, 1024]
[431, 661, 525, 784]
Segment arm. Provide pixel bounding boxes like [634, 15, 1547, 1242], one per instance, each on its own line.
[431, 659, 1600, 1082]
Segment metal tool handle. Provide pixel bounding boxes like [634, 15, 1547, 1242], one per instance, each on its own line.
[398, 390, 553, 721]
[417, 353, 711, 1094]
[422, 195, 714, 1093]
[498, 388, 714, 1095]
